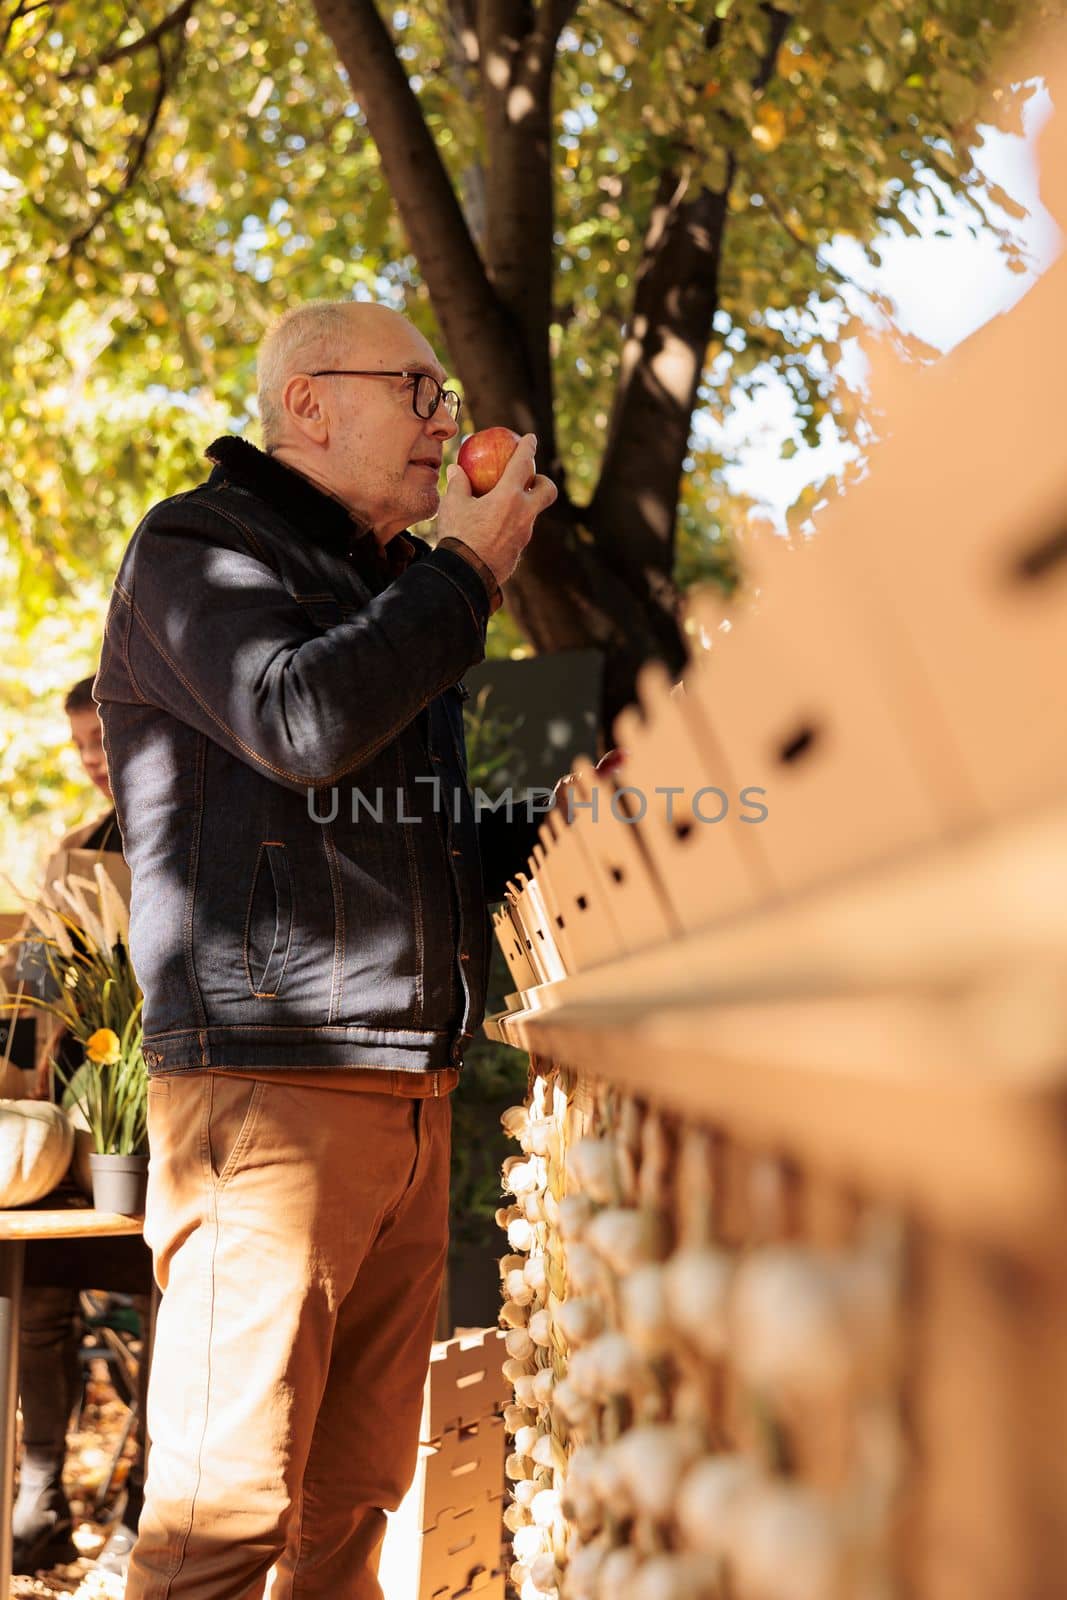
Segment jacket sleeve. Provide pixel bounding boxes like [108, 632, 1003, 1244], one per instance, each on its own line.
[103, 500, 491, 794]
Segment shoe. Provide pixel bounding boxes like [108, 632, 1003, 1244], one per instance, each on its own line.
[95, 1519, 137, 1576]
[11, 1471, 77, 1574]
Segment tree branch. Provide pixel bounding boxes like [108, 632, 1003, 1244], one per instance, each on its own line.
[601, 0, 646, 21]
[308, 0, 535, 429]
[588, 167, 732, 592]
[547, 0, 582, 32]
[54, 41, 169, 259]
[60, 0, 197, 79]
[753, 3, 790, 92]
[589, 1, 791, 590]
[475, 0, 560, 457]
[1, 0, 50, 59]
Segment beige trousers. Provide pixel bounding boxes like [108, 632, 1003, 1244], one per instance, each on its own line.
[127, 1072, 451, 1600]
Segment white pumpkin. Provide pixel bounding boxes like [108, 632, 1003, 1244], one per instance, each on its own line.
[0, 1100, 74, 1206]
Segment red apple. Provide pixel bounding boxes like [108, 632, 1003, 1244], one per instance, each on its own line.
[456, 427, 522, 496]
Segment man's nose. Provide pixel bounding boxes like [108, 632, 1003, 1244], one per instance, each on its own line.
[427, 407, 458, 443]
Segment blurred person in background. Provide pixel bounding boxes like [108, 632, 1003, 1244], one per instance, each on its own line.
[0, 677, 151, 1577]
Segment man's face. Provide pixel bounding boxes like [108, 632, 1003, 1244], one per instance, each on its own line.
[68, 706, 112, 801]
[312, 314, 459, 541]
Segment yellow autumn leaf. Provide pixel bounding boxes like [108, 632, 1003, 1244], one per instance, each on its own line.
[777, 46, 823, 81]
[87, 1028, 121, 1065]
[752, 104, 786, 153]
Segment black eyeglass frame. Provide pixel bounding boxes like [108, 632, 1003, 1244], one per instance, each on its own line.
[309, 369, 462, 423]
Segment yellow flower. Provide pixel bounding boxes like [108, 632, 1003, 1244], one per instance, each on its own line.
[86, 1028, 121, 1066]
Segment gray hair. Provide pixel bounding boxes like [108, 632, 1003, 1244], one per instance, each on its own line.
[257, 301, 355, 450]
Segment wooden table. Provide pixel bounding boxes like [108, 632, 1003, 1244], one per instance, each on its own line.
[0, 1201, 145, 1591]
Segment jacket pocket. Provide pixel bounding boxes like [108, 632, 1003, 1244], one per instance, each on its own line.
[243, 841, 294, 999]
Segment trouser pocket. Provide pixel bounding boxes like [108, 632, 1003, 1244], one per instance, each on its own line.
[203, 1075, 265, 1185]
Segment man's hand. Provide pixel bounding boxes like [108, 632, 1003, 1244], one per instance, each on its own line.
[552, 749, 626, 824]
[437, 434, 557, 587]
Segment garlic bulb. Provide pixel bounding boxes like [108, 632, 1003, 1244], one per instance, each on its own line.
[585, 1207, 665, 1274]
[569, 1137, 620, 1204]
[521, 1579, 558, 1600]
[663, 1248, 732, 1359]
[531, 1487, 562, 1528]
[528, 1307, 554, 1346]
[508, 1216, 537, 1252]
[595, 1545, 640, 1598]
[530, 1553, 562, 1592]
[502, 1105, 530, 1140]
[628, 1553, 718, 1600]
[731, 1248, 860, 1398]
[560, 1474, 601, 1538]
[532, 1432, 565, 1472]
[552, 1376, 594, 1427]
[504, 1501, 529, 1533]
[563, 1538, 606, 1600]
[727, 1482, 844, 1600]
[565, 1445, 600, 1489]
[527, 1118, 560, 1160]
[513, 1374, 538, 1406]
[531, 1366, 556, 1406]
[558, 1193, 596, 1241]
[513, 1477, 539, 1507]
[503, 1356, 535, 1383]
[505, 1404, 534, 1434]
[506, 1452, 529, 1480]
[523, 1190, 546, 1223]
[513, 1423, 540, 1457]
[506, 1269, 535, 1306]
[513, 1523, 546, 1564]
[497, 1204, 522, 1230]
[500, 1252, 527, 1278]
[609, 1424, 704, 1523]
[568, 1332, 647, 1399]
[508, 1159, 544, 1197]
[619, 1263, 670, 1356]
[564, 1242, 609, 1297]
[502, 1301, 532, 1332]
[555, 1296, 604, 1347]
[675, 1455, 759, 1556]
[589, 1443, 632, 1511]
[524, 1253, 549, 1295]
[506, 1328, 536, 1362]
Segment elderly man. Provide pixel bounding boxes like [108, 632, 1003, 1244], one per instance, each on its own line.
[94, 300, 558, 1598]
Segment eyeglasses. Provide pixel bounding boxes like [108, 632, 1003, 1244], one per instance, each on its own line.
[309, 369, 462, 423]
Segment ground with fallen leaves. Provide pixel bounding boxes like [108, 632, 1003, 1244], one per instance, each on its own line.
[10, 1359, 137, 1600]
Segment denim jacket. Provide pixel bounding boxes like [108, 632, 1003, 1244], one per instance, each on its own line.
[94, 436, 541, 1077]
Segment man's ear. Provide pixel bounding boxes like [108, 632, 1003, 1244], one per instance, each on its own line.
[282, 374, 329, 446]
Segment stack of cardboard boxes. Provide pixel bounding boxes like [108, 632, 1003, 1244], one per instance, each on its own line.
[379, 1328, 508, 1600]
